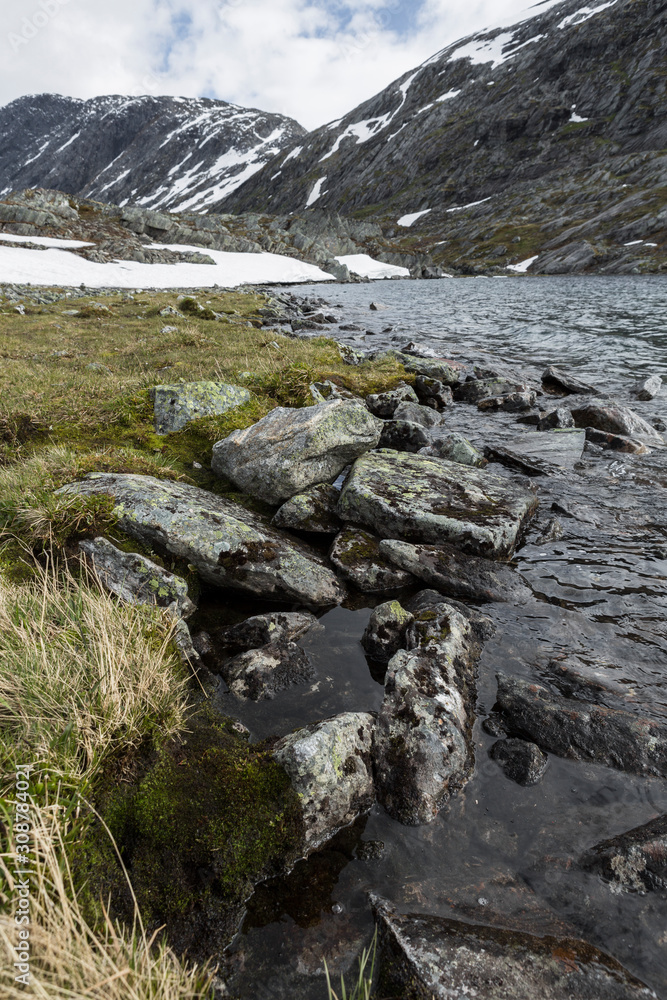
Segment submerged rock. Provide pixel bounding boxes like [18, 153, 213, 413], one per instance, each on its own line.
[485, 429, 586, 474]
[219, 611, 319, 651]
[338, 450, 538, 558]
[542, 366, 599, 396]
[633, 374, 662, 401]
[496, 673, 667, 779]
[365, 382, 419, 419]
[59, 474, 344, 607]
[538, 407, 576, 431]
[152, 381, 250, 435]
[361, 600, 414, 665]
[329, 527, 416, 592]
[580, 815, 667, 894]
[571, 399, 663, 446]
[378, 420, 429, 453]
[420, 432, 487, 467]
[79, 536, 195, 618]
[272, 712, 375, 852]
[222, 642, 315, 701]
[489, 738, 548, 786]
[272, 483, 342, 533]
[379, 539, 532, 603]
[585, 427, 649, 454]
[371, 895, 656, 1000]
[211, 399, 382, 504]
[373, 601, 485, 825]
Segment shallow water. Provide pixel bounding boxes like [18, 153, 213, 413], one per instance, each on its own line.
[199, 276, 667, 998]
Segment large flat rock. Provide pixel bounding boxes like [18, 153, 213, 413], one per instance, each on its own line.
[211, 399, 382, 504]
[153, 381, 250, 435]
[338, 450, 537, 558]
[58, 473, 344, 607]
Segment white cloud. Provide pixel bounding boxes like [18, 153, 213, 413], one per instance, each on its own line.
[0, 0, 566, 130]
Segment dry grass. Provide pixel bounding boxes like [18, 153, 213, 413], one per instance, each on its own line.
[0, 563, 188, 785]
[0, 803, 214, 999]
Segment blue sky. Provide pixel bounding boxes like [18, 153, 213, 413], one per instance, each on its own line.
[0, 0, 565, 129]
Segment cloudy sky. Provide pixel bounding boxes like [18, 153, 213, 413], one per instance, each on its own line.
[2, 0, 559, 130]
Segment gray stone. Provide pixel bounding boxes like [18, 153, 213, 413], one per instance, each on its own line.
[361, 600, 414, 665]
[272, 712, 375, 852]
[580, 815, 667, 894]
[372, 895, 656, 1000]
[211, 399, 382, 504]
[478, 390, 537, 412]
[365, 382, 419, 419]
[585, 428, 649, 454]
[329, 527, 416, 593]
[153, 381, 250, 435]
[79, 536, 195, 618]
[572, 398, 663, 445]
[338, 450, 538, 558]
[633, 374, 662, 401]
[496, 672, 667, 779]
[222, 642, 315, 701]
[392, 401, 443, 427]
[538, 407, 576, 430]
[272, 483, 342, 533]
[485, 429, 586, 474]
[542, 366, 599, 396]
[454, 377, 527, 403]
[387, 353, 464, 385]
[373, 601, 485, 826]
[419, 432, 487, 467]
[379, 539, 532, 603]
[414, 375, 453, 409]
[59, 474, 344, 607]
[218, 611, 320, 651]
[489, 738, 548, 786]
[378, 420, 430, 453]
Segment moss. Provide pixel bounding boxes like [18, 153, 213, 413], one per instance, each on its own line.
[335, 530, 380, 567]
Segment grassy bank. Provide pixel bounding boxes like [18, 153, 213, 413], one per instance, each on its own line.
[0, 286, 407, 995]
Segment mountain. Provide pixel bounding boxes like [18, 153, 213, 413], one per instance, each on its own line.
[219, 0, 667, 275]
[0, 94, 305, 213]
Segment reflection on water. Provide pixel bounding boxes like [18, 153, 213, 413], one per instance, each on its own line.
[205, 277, 667, 998]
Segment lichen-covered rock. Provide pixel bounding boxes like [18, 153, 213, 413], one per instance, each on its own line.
[365, 382, 419, 419]
[222, 642, 315, 701]
[338, 450, 538, 558]
[272, 712, 375, 852]
[152, 381, 250, 435]
[478, 390, 537, 412]
[378, 539, 532, 603]
[419, 432, 487, 467]
[220, 611, 319, 651]
[211, 399, 382, 504]
[414, 375, 453, 410]
[272, 483, 343, 533]
[454, 377, 527, 404]
[542, 366, 599, 395]
[392, 401, 443, 427]
[387, 353, 464, 385]
[580, 815, 667, 894]
[378, 420, 430, 453]
[496, 673, 667, 779]
[489, 738, 548, 786]
[59, 474, 344, 607]
[329, 527, 416, 593]
[373, 601, 485, 826]
[79, 536, 195, 617]
[572, 399, 663, 445]
[361, 600, 414, 665]
[372, 895, 656, 1000]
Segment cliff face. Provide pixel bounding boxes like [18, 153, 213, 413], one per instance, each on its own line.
[0, 94, 305, 213]
[219, 0, 667, 275]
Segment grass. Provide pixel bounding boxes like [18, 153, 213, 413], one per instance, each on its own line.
[324, 930, 377, 1000]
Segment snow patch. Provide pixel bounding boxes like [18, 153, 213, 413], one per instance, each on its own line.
[448, 32, 516, 69]
[558, 1, 619, 29]
[398, 209, 431, 228]
[446, 197, 492, 212]
[283, 145, 303, 163]
[54, 131, 81, 153]
[507, 255, 539, 272]
[335, 254, 410, 280]
[306, 177, 327, 207]
[437, 89, 461, 102]
[0, 233, 94, 249]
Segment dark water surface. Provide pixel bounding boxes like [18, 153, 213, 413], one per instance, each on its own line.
[202, 277, 667, 999]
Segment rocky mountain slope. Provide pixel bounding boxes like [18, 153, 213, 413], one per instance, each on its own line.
[0, 94, 305, 213]
[220, 0, 667, 275]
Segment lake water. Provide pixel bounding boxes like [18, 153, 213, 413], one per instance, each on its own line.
[199, 276, 667, 999]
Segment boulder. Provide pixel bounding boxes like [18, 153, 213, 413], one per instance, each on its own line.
[211, 399, 382, 504]
[478, 390, 537, 412]
[454, 377, 527, 404]
[59, 474, 344, 607]
[580, 815, 667, 894]
[153, 381, 251, 435]
[79, 536, 195, 618]
[272, 483, 342, 533]
[379, 539, 532, 604]
[542, 365, 599, 395]
[218, 611, 319, 651]
[222, 642, 315, 701]
[414, 375, 453, 410]
[378, 420, 430, 453]
[585, 428, 649, 454]
[373, 601, 485, 825]
[489, 738, 548, 786]
[392, 401, 443, 427]
[387, 352, 464, 385]
[338, 450, 538, 559]
[633, 375, 662, 401]
[485, 429, 586, 474]
[361, 600, 414, 665]
[272, 713, 375, 852]
[365, 382, 418, 419]
[538, 407, 576, 430]
[419, 432, 486, 467]
[496, 673, 667, 779]
[329, 527, 416, 593]
[571, 399, 663, 445]
[372, 895, 656, 1000]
